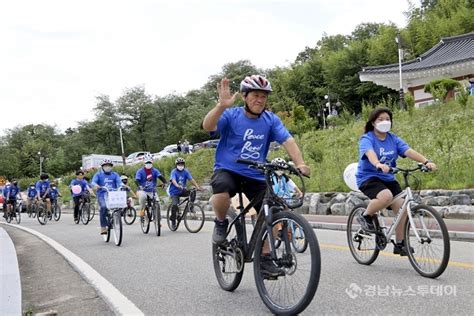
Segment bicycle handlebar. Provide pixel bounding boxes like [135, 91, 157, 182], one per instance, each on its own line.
[377, 163, 431, 174]
[236, 159, 308, 178]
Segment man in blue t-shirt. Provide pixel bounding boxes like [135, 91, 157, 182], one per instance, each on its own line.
[3, 179, 20, 218]
[91, 159, 122, 235]
[36, 173, 52, 215]
[26, 183, 37, 213]
[202, 75, 310, 248]
[70, 170, 96, 222]
[167, 157, 202, 228]
[135, 154, 167, 218]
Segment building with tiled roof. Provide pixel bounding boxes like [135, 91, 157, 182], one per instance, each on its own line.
[359, 32, 474, 107]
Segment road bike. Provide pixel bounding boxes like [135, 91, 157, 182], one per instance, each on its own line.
[140, 190, 161, 236]
[347, 164, 450, 278]
[212, 159, 321, 315]
[166, 188, 205, 233]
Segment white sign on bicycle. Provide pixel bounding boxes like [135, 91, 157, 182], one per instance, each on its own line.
[106, 191, 127, 209]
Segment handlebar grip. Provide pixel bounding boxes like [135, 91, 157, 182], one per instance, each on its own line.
[236, 159, 259, 166]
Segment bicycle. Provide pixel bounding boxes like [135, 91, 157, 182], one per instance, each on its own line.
[27, 199, 36, 218]
[4, 200, 21, 224]
[51, 199, 61, 221]
[140, 190, 161, 236]
[347, 164, 450, 278]
[76, 191, 93, 225]
[166, 188, 205, 233]
[122, 197, 137, 225]
[212, 159, 321, 315]
[36, 198, 52, 225]
[102, 189, 126, 246]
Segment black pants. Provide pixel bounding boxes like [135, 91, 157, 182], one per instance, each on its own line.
[73, 196, 81, 219]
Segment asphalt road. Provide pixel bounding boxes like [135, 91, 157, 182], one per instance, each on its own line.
[7, 214, 474, 315]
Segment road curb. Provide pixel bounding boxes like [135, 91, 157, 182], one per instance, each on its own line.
[0, 227, 22, 316]
[0, 223, 144, 316]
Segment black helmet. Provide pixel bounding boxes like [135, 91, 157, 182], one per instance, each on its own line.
[40, 173, 49, 180]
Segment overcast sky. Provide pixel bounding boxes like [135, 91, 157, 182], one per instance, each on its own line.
[0, 0, 410, 135]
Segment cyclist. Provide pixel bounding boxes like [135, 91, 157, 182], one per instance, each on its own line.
[36, 173, 52, 216]
[26, 183, 37, 214]
[120, 175, 137, 205]
[202, 75, 310, 277]
[70, 170, 95, 222]
[50, 182, 61, 204]
[91, 159, 122, 235]
[4, 180, 20, 218]
[271, 158, 303, 202]
[135, 154, 167, 218]
[355, 107, 437, 256]
[167, 157, 202, 228]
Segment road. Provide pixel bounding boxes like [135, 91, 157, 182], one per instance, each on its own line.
[4, 214, 474, 315]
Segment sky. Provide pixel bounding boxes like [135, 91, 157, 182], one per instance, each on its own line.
[0, 0, 410, 135]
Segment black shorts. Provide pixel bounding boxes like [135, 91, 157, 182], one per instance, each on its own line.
[359, 177, 402, 200]
[210, 169, 267, 211]
[6, 199, 16, 206]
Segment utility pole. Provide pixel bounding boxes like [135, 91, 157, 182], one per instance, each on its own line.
[396, 32, 406, 110]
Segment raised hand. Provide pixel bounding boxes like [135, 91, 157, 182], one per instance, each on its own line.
[217, 78, 239, 108]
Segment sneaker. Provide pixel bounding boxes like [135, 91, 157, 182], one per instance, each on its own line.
[260, 256, 284, 280]
[212, 218, 229, 245]
[100, 227, 108, 235]
[170, 219, 176, 229]
[393, 240, 415, 256]
[357, 213, 376, 232]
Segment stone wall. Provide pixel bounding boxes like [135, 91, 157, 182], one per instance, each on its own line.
[193, 187, 474, 219]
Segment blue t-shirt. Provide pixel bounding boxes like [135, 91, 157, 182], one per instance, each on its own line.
[168, 168, 193, 196]
[355, 131, 410, 187]
[69, 179, 90, 197]
[36, 180, 50, 196]
[135, 167, 162, 192]
[214, 107, 291, 181]
[91, 171, 122, 198]
[27, 187, 37, 198]
[50, 188, 60, 200]
[5, 185, 20, 199]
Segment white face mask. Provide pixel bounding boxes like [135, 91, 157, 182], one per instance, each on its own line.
[375, 121, 391, 133]
[145, 163, 153, 169]
[177, 165, 185, 171]
[103, 166, 112, 173]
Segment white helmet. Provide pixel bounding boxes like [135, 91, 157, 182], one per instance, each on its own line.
[271, 157, 288, 168]
[120, 175, 128, 181]
[101, 158, 113, 166]
[144, 154, 154, 163]
[240, 75, 273, 94]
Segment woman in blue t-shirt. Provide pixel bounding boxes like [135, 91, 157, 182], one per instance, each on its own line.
[355, 107, 437, 256]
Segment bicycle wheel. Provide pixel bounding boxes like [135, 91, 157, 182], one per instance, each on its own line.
[153, 203, 161, 236]
[112, 210, 123, 246]
[404, 204, 450, 278]
[347, 204, 380, 265]
[53, 204, 61, 221]
[291, 221, 308, 253]
[253, 211, 321, 315]
[15, 206, 21, 224]
[37, 205, 47, 225]
[184, 203, 205, 233]
[103, 213, 111, 242]
[5, 210, 12, 223]
[212, 210, 244, 291]
[81, 204, 90, 225]
[166, 204, 179, 231]
[123, 207, 137, 225]
[31, 204, 37, 218]
[140, 208, 150, 234]
[89, 204, 96, 221]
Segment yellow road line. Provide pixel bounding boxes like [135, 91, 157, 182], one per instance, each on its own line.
[319, 243, 474, 269]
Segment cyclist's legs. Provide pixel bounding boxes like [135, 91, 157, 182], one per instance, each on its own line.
[210, 170, 238, 221]
[98, 195, 108, 228]
[170, 195, 180, 220]
[44, 197, 51, 212]
[73, 196, 81, 219]
[390, 197, 405, 242]
[360, 178, 399, 216]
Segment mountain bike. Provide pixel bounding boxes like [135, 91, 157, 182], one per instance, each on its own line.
[102, 189, 126, 246]
[166, 188, 205, 233]
[51, 199, 61, 221]
[212, 159, 321, 315]
[122, 197, 137, 225]
[140, 190, 161, 236]
[27, 199, 36, 218]
[347, 164, 450, 278]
